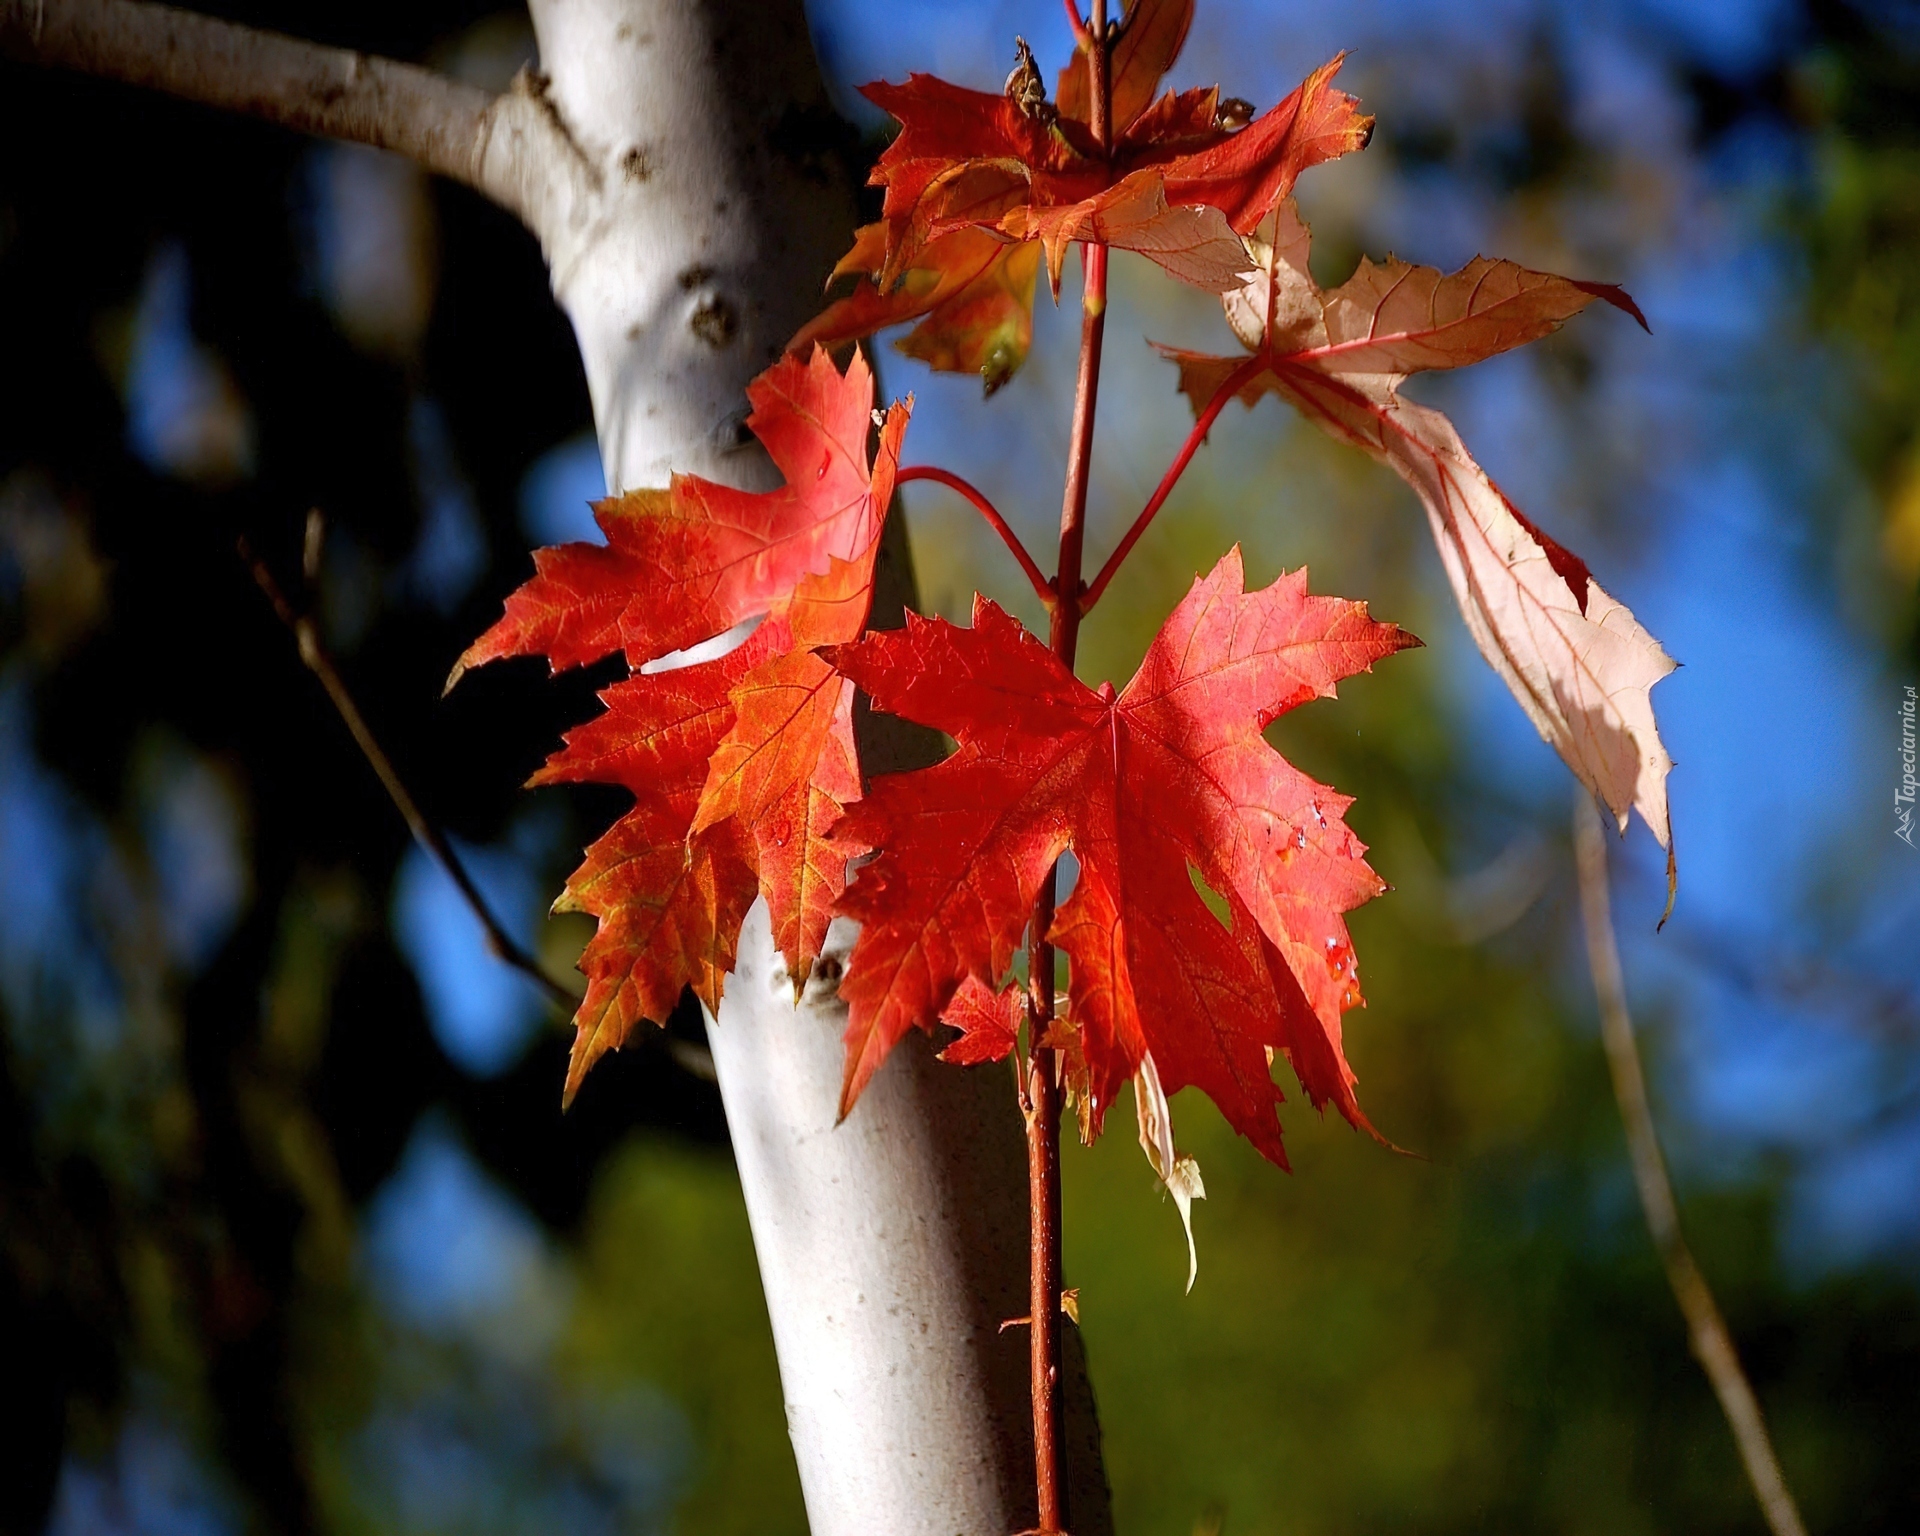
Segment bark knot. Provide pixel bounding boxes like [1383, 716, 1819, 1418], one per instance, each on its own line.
[690, 295, 738, 349]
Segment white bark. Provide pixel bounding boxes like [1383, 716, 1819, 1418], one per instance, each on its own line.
[710, 907, 1033, 1534]
[523, 0, 802, 491]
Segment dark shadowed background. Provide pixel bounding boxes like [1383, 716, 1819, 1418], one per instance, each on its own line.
[2, 1, 1917, 1533]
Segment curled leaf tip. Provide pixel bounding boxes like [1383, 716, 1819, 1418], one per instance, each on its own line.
[1573, 280, 1652, 332]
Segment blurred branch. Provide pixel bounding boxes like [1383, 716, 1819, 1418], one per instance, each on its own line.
[1444, 831, 1554, 945]
[1573, 791, 1809, 1536]
[1677, 923, 1920, 1044]
[0, 0, 570, 229]
[239, 520, 578, 1015]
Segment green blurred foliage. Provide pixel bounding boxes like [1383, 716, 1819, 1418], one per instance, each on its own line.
[563, 1142, 807, 1536]
[1794, 9, 1920, 609]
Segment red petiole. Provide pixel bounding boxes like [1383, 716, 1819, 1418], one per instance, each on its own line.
[1061, 0, 1093, 50]
[896, 464, 1055, 609]
[1079, 353, 1266, 614]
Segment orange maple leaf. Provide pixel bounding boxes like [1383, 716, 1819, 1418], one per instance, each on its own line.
[454, 349, 908, 1099]
[791, 223, 1042, 398]
[452, 348, 902, 681]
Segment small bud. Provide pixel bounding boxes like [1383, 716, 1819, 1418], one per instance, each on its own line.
[1004, 37, 1057, 125]
[981, 341, 1017, 397]
[1216, 96, 1255, 132]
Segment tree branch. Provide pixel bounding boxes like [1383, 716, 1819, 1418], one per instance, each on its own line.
[1572, 791, 1808, 1536]
[240, 524, 578, 1015]
[245, 525, 723, 1084]
[0, 0, 567, 229]
[1022, 13, 1115, 1515]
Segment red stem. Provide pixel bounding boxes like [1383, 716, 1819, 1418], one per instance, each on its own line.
[1079, 353, 1265, 613]
[1047, 245, 1108, 652]
[896, 464, 1054, 608]
[1025, 13, 1110, 1535]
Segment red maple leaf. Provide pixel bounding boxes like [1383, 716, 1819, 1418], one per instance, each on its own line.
[454, 349, 908, 1100]
[791, 0, 1371, 390]
[825, 549, 1418, 1166]
[1155, 200, 1677, 904]
[525, 644, 764, 1098]
[936, 974, 1025, 1066]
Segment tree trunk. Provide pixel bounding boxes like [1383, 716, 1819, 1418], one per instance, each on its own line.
[521, 2, 1111, 1530]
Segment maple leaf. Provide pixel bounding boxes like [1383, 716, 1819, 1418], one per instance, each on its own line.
[452, 348, 901, 681]
[825, 549, 1418, 1167]
[791, 0, 1371, 390]
[1156, 201, 1678, 906]
[936, 974, 1024, 1065]
[860, 49, 1367, 289]
[692, 544, 882, 982]
[454, 349, 908, 1099]
[528, 647, 764, 1098]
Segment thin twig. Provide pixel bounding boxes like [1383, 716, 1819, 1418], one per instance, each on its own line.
[896, 464, 1054, 608]
[1572, 790, 1809, 1536]
[1080, 353, 1263, 613]
[238, 527, 577, 1014]
[240, 540, 720, 1088]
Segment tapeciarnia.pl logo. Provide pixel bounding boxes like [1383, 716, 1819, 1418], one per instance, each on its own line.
[1899, 684, 1917, 848]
